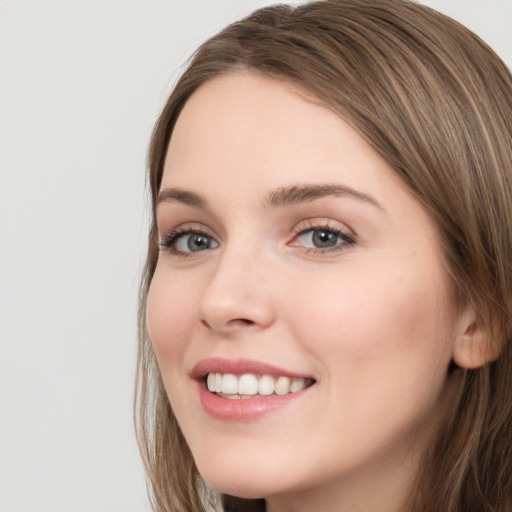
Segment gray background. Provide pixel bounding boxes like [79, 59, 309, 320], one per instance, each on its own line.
[1, 1, 510, 511]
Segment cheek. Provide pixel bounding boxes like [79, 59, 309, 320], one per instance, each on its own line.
[146, 266, 195, 363]
[288, 260, 456, 379]
[285, 262, 457, 454]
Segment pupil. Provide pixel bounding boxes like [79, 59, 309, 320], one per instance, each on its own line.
[313, 230, 337, 248]
[188, 234, 210, 251]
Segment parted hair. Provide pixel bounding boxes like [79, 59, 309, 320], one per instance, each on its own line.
[135, 1, 512, 510]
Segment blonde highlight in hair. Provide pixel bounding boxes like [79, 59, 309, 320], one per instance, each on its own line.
[136, 1, 512, 510]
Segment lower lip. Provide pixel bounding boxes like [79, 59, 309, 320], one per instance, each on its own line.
[197, 382, 310, 421]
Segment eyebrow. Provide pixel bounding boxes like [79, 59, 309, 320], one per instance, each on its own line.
[157, 183, 384, 211]
[264, 183, 384, 211]
[157, 187, 207, 209]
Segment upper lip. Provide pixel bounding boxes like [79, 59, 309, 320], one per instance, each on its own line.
[191, 357, 314, 380]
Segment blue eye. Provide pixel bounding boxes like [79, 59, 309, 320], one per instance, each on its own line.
[296, 228, 353, 251]
[160, 230, 219, 254]
[176, 233, 218, 252]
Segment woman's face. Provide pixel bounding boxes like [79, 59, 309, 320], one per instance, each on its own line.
[147, 72, 465, 509]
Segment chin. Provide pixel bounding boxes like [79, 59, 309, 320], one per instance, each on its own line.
[196, 455, 291, 500]
[200, 471, 269, 500]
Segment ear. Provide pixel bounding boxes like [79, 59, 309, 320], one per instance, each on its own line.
[452, 307, 501, 369]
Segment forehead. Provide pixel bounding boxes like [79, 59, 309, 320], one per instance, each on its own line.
[166, 72, 335, 167]
[162, 72, 400, 197]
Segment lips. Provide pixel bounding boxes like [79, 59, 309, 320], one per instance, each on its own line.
[192, 357, 313, 379]
[191, 357, 316, 420]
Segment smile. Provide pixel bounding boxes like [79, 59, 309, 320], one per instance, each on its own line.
[193, 358, 316, 420]
[206, 372, 315, 398]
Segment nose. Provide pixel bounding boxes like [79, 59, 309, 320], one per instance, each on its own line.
[197, 249, 276, 334]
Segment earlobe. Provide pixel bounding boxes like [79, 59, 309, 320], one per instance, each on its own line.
[452, 308, 501, 369]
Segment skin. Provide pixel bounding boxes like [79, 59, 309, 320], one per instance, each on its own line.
[146, 72, 475, 512]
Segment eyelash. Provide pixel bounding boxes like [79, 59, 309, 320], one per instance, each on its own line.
[158, 226, 218, 257]
[291, 221, 355, 254]
[158, 221, 355, 257]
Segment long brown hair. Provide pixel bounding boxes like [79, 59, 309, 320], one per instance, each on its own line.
[135, 1, 512, 510]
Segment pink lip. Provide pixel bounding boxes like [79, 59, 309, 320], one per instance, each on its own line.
[191, 357, 311, 379]
[191, 357, 315, 421]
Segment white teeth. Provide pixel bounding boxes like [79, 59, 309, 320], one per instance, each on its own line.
[206, 372, 312, 397]
[238, 374, 259, 395]
[214, 373, 223, 393]
[258, 375, 275, 396]
[221, 374, 238, 394]
[275, 376, 291, 395]
[207, 373, 215, 392]
[290, 377, 306, 393]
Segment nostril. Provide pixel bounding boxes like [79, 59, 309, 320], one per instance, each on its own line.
[201, 318, 253, 329]
[231, 318, 255, 326]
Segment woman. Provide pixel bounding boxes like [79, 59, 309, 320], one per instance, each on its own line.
[135, 1, 512, 510]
